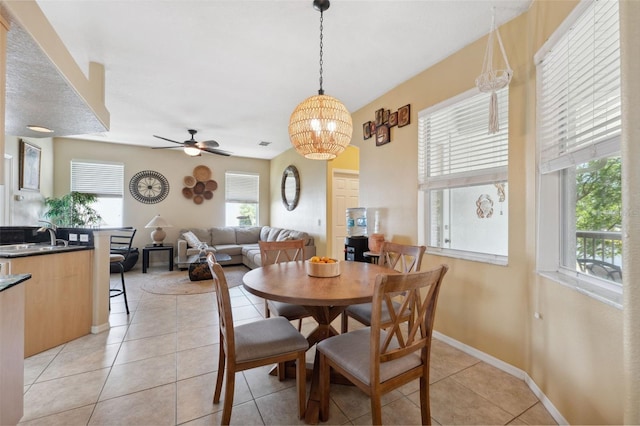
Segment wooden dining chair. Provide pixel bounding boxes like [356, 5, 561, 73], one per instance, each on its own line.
[206, 253, 308, 425]
[317, 264, 448, 425]
[259, 239, 312, 331]
[341, 241, 426, 333]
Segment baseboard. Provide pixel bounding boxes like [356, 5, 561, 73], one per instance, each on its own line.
[432, 331, 569, 425]
[91, 322, 110, 334]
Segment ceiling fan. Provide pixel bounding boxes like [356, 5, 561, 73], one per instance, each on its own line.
[152, 129, 231, 157]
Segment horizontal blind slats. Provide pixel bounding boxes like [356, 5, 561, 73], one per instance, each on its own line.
[225, 172, 259, 203]
[71, 161, 124, 196]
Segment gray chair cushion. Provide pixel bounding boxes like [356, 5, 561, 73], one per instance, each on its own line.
[346, 300, 402, 325]
[234, 317, 308, 363]
[316, 328, 422, 385]
[267, 300, 309, 318]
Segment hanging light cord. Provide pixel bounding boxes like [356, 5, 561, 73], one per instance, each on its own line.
[318, 9, 324, 95]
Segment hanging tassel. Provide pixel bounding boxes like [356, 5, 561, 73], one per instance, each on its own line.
[488, 91, 499, 134]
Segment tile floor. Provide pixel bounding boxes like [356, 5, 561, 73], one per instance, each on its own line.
[19, 266, 558, 425]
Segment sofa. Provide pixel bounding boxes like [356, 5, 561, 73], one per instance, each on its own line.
[176, 226, 316, 269]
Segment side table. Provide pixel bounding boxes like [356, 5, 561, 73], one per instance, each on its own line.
[142, 245, 174, 273]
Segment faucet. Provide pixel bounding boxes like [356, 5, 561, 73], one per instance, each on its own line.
[37, 220, 62, 246]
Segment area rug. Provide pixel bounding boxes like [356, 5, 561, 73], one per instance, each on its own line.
[135, 264, 250, 295]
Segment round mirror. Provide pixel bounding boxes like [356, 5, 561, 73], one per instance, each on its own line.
[281, 165, 300, 211]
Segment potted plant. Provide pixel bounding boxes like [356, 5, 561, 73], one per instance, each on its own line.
[43, 192, 102, 227]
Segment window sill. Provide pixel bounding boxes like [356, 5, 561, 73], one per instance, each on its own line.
[426, 247, 508, 266]
[537, 270, 622, 310]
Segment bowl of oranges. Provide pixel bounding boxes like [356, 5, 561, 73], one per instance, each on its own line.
[306, 256, 341, 277]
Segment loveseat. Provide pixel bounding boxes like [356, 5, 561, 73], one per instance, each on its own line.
[176, 226, 316, 269]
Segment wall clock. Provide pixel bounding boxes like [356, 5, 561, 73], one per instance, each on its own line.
[129, 170, 170, 204]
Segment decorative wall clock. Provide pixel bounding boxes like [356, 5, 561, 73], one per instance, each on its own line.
[129, 170, 170, 204]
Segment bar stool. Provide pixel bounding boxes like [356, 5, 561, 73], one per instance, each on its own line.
[109, 229, 136, 315]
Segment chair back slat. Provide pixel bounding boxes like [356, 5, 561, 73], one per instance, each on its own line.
[370, 265, 448, 381]
[110, 228, 136, 257]
[207, 254, 234, 356]
[379, 241, 426, 273]
[259, 239, 304, 265]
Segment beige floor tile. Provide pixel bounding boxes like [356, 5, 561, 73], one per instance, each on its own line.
[22, 368, 109, 421]
[100, 353, 176, 400]
[184, 400, 265, 425]
[177, 308, 218, 330]
[90, 383, 176, 425]
[177, 344, 219, 381]
[177, 292, 216, 311]
[231, 304, 263, 322]
[37, 344, 120, 382]
[517, 402, 558, 425]
[254, 385, 307, 425]
[430, 339, 480, 378]
[243, 364, 297, 399]
[328, 383, 404, 421]
[18, 404, 94, 426]
[130, 306, 177, 325]
[351, 395, 426, 425]
[451, 362, 538, 416]
[177, 325, 219, 351]
[124, 316, 177, 340]
[114, 332, 176, 365]
[430, 377, 514, 425]
[230, 294, 253, 308]
[24, 354, 56, 385]
[60, 326, 126, 352]
[107, 310, 132, 327]
[176, 371, 253, 424]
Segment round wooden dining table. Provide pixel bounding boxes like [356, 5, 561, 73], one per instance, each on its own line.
[242, 260, 398, 424]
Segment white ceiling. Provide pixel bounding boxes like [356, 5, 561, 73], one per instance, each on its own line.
[24, 0, 530, 160]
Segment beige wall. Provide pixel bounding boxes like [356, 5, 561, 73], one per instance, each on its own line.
[53, 138, 271, 249]
[346, 1, 624, 424]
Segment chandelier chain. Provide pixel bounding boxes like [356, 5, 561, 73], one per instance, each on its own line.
[319, 10, 324, 94]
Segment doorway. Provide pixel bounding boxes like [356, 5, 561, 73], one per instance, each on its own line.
[331, 170, 359, 259]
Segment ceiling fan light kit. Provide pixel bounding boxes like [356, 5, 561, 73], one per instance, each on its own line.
[289, 0, 353, 160]
[152, 129, 231, 156]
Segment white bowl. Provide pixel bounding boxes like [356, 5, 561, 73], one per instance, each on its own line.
[305, 259, 341, 277]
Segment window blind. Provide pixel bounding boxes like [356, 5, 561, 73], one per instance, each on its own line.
[225, 172, 259, 203]
[71, 160, 124, 196]
[536, 0, 620, 174]
[418, 87, 508, 190]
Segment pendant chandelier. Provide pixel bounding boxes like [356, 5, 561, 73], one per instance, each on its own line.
[289, 0, 353, 160]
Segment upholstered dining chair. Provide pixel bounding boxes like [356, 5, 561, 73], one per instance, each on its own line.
[318, 264, 449, 425]
[259, 239, 312, 332]
[109, 228, 136, 315]
[206, 253, 308, 425]
[341, 241, 426, 333]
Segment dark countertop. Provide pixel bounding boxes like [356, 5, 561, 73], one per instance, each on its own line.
[0, 244, 93, 258]
[0, 273, 32, 292]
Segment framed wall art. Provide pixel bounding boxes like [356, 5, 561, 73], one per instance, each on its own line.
[363, 121, 372, 140]
[375, 124, 390, 146]
[388, 111, 398, 127]
[19, 140, 41, 191]
[375, 108, 384, 126]
[398, 104, 411, 127]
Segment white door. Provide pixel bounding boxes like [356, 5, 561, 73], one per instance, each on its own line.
[332, 171, 359, 259]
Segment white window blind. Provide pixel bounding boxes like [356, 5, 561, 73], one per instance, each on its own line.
[536, 0, 620, 174]
[71, 160, 124, 197]
[418, 87, 508, 190]
[225, 172, 259, 203]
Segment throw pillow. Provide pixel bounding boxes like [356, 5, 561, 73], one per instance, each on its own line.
[182, 231, 202, 248]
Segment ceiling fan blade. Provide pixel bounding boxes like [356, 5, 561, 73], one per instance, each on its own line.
[153, 135, 183, 145]
[196, 139, 220, 148]
[151, 146, 181, 150]
[201, 147, 232, 156]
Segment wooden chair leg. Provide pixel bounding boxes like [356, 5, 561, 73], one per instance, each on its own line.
[319, 353, 331, 422]
[420, 375, 431, 425]
[371, 396, 383, 426]
[297, 318, 303, 332]
[296, 352, 306, 419]
[341, 312, 348, 333]
[221, 367, 235, 425]
[277, 362, 285, 381]
[213, 346, 226, 404]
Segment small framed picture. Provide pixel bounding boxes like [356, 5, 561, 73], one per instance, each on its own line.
[375, 108, 385, 126]
[388, 111, 398, 127]
[398, 104, 411, 128]
[19, 140, 41, 191]
[369, 121, 376, 135]
[383, 109, 390, 124]
[363, 122, 372, 140]
[375, 125, 390, 146]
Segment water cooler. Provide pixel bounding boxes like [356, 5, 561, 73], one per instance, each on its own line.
[344, 207, 369, 262]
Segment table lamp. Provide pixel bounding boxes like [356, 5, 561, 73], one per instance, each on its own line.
[145, 215, 173, 246]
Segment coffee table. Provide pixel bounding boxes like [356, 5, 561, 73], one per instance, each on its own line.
[175, 252, 232, 281]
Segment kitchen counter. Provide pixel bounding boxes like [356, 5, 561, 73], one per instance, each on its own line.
[0, 243, 92, 258]
[0, 273, 32, 292]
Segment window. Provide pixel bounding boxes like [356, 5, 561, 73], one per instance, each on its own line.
[536, 0, 622, 306]
[418, 87, 509, 264]
[225, 172, 259, 227]
[71, 160, 124, 227]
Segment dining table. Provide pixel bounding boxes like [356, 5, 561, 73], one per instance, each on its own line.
[242, 260, 398, 424]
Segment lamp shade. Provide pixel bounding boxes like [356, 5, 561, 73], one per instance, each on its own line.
[289, 94, 353, 160]
[145, 215, 172, 229]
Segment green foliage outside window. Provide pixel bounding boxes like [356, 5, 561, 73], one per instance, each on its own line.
[44, 192, 102, 227]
